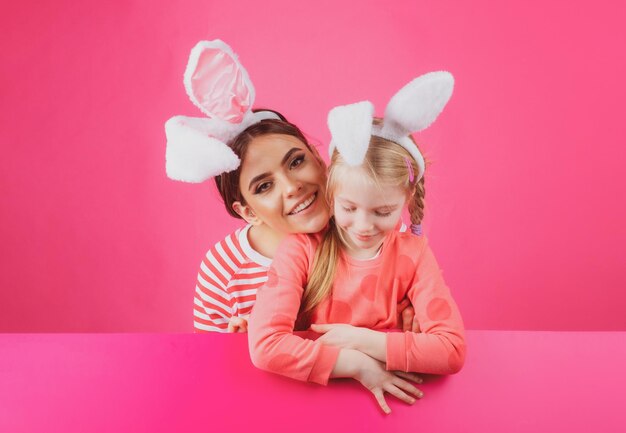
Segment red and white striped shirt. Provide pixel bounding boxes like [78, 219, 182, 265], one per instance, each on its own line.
[194, 225, 271, 333]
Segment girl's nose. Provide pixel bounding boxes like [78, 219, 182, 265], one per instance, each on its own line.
[354, 212, 374, 231]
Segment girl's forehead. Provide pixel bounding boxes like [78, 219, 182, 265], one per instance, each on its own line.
[335, 174, 407, 207]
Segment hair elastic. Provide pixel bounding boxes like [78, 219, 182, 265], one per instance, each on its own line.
[410, 224, 423, 236]
[405, 157, 415, 183]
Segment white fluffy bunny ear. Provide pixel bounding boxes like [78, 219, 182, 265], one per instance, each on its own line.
[328, 101, 375, 166]
[165, 116, 240, 183]
[382, 71, 454, 137]
[183, 40, 255, 124]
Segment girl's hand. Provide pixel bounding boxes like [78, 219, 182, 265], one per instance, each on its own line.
[353, 351, 424, 414]
[227, 315, 249, 333]
[311, 323, 366, 350]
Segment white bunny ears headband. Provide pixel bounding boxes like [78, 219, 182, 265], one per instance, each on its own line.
[165, 40, 280, 183]
[327, 71, 454, 182]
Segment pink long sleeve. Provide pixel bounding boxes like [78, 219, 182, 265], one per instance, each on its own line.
[385, 237, 466, 374]
[248, 234, 341, 385]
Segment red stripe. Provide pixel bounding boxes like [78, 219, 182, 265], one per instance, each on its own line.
[238, 306, 253, 316]
[235, 294, 258, 304]
[233, 269, 267, 280]
[194, 314, 228, 330]
[194, 302, 230, 322]
[213, 243, 236, 276]
[195, 282, 231, 311]
[230, 231, 247, 259]
[201, 257, 228, 286]
[221, 238, 243, 268]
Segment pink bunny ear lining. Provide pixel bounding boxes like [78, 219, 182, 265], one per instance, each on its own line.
[185, 41, 254, 124]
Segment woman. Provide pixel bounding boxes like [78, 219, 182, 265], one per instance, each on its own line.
[164, 40, 416, 334]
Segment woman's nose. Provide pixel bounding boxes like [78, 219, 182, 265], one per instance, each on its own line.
[282, 175, 303, 197]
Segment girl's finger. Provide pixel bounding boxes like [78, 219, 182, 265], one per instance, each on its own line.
[393, 370, 423, 384]
[392, 378, 424, 399]
[385, 384, 416, 405]
[373, 390, 391, 415]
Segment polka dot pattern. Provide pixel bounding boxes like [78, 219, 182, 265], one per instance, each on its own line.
[426, 298, 452, 321]
[266, 267, 279, 288]
[396, 255, 416, 283]
[268, 353, 300, 371]
[448, 347, 465, 373]
[330, 300, 352, 322]
[359, 274, 378, 302]
[270, 314, 293, 329]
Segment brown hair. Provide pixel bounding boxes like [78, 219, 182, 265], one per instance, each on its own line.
[214, 110, 322, 218]
[299, 132, 426, 324]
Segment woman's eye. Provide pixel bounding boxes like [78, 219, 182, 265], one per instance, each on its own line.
[290, 155, 305, 169]
[255, 182, 272, 194]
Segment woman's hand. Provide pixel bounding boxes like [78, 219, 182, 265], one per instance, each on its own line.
[332, 349, 424, 414]
[397, 297, 421, 332]
[227, 315, 249, 333]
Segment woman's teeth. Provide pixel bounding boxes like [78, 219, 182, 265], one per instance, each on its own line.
[289, 193, 316, 215]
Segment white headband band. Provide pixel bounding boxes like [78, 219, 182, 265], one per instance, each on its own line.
[165, 40, 280, 183]
[327, 71, 454, 182]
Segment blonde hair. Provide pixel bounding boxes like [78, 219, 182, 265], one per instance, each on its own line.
[298, 130, 426, 326]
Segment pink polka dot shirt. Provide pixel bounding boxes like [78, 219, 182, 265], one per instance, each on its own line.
[248, 229, 466, 385]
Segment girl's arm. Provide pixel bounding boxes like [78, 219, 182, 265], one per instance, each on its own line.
[248, 234, 342, 384]
[386, 236, 466, 374]
[248, 234, 425, 412]
[314, 237, 466, 375]
[331, 348, 424, 415]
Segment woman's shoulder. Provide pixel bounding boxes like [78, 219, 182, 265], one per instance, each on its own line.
[203, 224, 271, 269]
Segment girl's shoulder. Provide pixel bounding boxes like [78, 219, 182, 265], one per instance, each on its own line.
[280, 231, 325, 255]
[392, 230, 430, 258]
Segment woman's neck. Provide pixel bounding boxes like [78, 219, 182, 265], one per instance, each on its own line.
[246, 224, 285, 259]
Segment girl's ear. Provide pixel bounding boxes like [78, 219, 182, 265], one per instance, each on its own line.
[232, 201, 262, 226]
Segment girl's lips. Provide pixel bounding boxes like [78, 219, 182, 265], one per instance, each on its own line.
[355, 233, 378, 241]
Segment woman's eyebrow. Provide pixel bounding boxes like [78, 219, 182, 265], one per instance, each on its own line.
[248, 172, 271, 191]
[281, 148, 301, 165]
[248, 148, 303, 191]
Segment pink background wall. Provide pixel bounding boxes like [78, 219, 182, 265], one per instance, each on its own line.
[1, 0, 624, 332]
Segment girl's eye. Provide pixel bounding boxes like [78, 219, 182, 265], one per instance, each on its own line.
[289, 155, 305, 169]
[342, 207, 355, 213]
[255, 182, 272, 194]
[375, 211, 392, 217]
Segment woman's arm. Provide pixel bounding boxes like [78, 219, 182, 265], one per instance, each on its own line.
[193, 241, 237, 333]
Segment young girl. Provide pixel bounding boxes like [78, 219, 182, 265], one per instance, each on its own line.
[164, 40, 416, 334]
[248, 72, 466, 414]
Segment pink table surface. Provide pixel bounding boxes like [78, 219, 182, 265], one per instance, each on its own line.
[1, 331, 625, 433]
